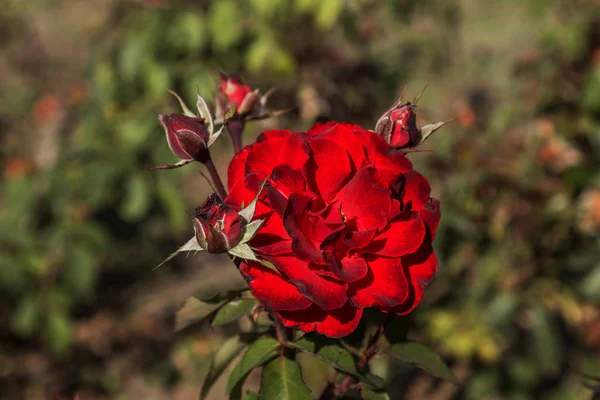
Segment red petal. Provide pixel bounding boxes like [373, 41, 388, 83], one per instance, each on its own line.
[165, 127, 193, 160]
[308, 138, 353, 200]
[335, 165, 391, 231]
[276, 302, 363, 338]
[251, 212, 292, 255]
[246, 130, 309, 179]
[307, 122, 371, 170]
[306, 121, 338, 137]
[284, 194, 344, 263]
[270, 164, 307, 198]
[240, 261, 311, 311]
[366, 212, 426, 257]
[422, 198, 441, 239]
[267, 254, 347, 310]
[385, 239, 438, 315]
[227, 145, 251, 192]
[224, 173, 270, 216]
[403, 170, 432, 208]
[349, 257, 409, 308]
[403, 171, 441, 237]
[323, 252, 369, 282]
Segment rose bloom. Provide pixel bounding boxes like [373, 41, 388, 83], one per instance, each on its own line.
[225, 122, 440, 337]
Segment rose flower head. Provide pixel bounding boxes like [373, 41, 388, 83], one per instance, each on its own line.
[216, 74, 261, 119]
[194, 194, 247, 253]
[376, 98, 448, 150]
[225, 122, 440, 337]
[375, 102, 421, 148]
[158, 113, 210, 162]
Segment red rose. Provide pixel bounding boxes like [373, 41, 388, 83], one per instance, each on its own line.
[375, 102, 421, 148]
[224, 122, 440, 338]
[217, 74, 261, 118]
[158, 113, 209, 161]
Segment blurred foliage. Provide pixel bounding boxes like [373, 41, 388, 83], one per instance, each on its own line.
[1, 0, 600, 398]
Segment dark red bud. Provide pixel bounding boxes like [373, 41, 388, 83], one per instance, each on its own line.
[375, 102, 422, 148]
[194, 194, 246, 253]
[158, 113, 210, 162]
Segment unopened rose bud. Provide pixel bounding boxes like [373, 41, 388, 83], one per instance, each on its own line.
[194, 194, 247, 253]
[216, 74, 261, 119]
[375, 102, 422, 148]
[158, 113, 210, 162]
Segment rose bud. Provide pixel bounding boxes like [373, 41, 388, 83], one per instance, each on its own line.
[375, 102, 422, 148]
[216, 74, 261, 119]
[158, 113, 210, 162]
[193, 194, 247, 253]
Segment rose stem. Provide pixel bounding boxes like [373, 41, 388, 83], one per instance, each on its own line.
[334, 314, 395, 398]
[203, 156, 227, 200]
[273, 313, 296, 360]
[227, 119, 245, 155]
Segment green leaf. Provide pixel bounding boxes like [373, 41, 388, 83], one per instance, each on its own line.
[154, 236, 203, 270]
[175, 296, 226, 332]
[240, 219, 265, 244]
[228, 243, 260, 261]
[387, 342, 459, 384]
[419, 121, 449, 145]
[168, 89, 197, 118]
[243, 393, 258, 400]
[295, 336, 358, 375]
[239, 178, 268, 222]
[258, 356, 314, 400]
[211, 298, 258, 326]
[200, 336, 247, 400]
[227, 337, 280, 395]
[196, 93, 214, 134]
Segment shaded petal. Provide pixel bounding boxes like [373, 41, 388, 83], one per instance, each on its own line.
[404, 171, 441, 237]
[227, 145, 251, 191]
[270, 164, 307, 198]
[166, 128, 192, 159]
[323, 252, 369, 282]
[276, 302, 363, 338]
[251, 212, 292, 255]
[240, 261, 311, 311]
[267, 254, 347, 310]
[283, 193, 322, 262]
[224, 173, 270, 216]
[383, 238, 438, 315]
[365, 212, 426, 257]
[335, 165, 391, 231]
[349, 257, 409, 309]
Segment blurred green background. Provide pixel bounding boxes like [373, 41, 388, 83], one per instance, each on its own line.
[1, 0, 600, 399]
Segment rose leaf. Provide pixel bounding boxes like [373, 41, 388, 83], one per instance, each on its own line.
[211, 298, 258, 326]
[258, 355, 314, 400]
[386, 342, 459, 384]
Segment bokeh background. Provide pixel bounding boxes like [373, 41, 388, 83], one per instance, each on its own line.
[1, 0, 600, 399]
